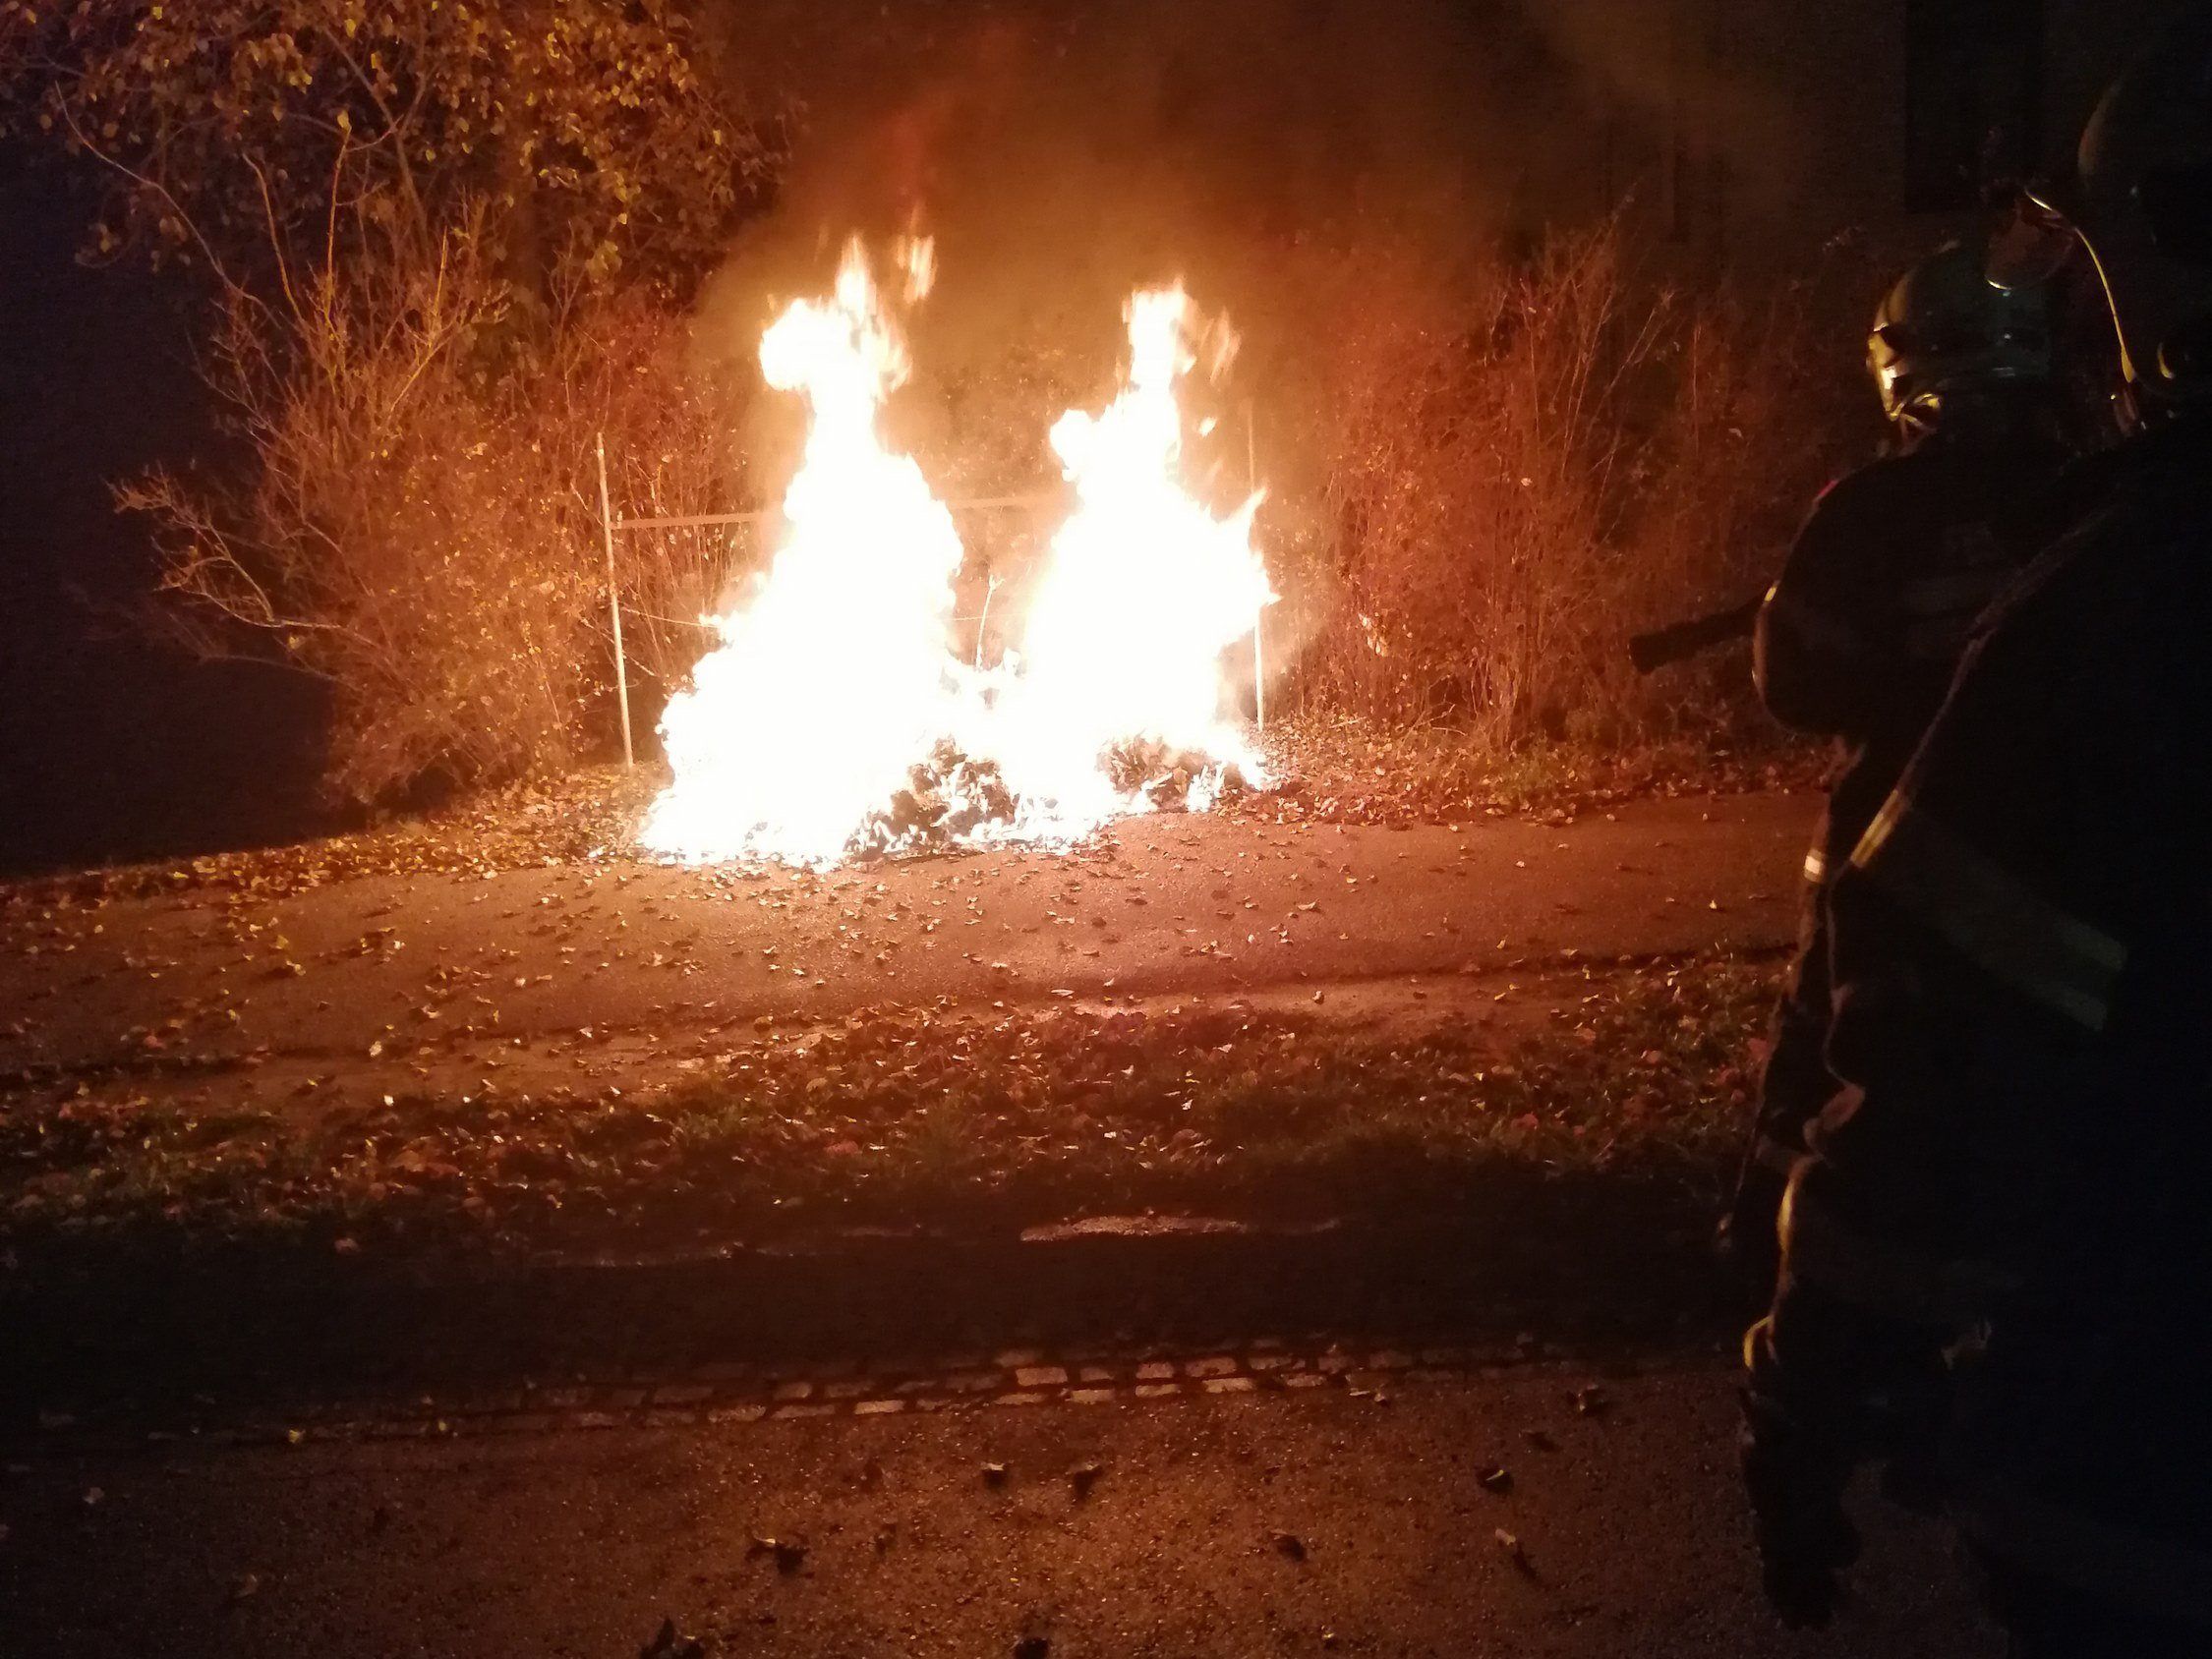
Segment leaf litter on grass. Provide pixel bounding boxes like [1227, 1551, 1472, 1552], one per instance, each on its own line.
[1, 953, 1780, 1258]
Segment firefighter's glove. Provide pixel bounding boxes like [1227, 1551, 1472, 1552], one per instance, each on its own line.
[1741, 1390, 1860, 1630]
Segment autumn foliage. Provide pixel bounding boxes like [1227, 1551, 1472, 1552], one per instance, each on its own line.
[3, 0, 771, 801]
[0, 0, 774, 293]
[1280, 225, 1849, 752]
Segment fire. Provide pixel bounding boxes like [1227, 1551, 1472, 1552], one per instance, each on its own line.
[989, 287, 1271, 836]
[642, 241, 964, 867]
[641, 238, 1272, 867]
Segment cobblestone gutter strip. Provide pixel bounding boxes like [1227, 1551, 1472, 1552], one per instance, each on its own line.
[5, 1210, 1744, 1464]
[26, 1336, 1693, 1455]
[7, 1188, 1728, 1428]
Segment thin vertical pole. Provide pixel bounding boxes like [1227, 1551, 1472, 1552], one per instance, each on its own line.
[597, 432, 635, 770]
[1247, 399, 1266, 732]
[974, 572, 1001, 670]
[1253, 596, 1268, 733]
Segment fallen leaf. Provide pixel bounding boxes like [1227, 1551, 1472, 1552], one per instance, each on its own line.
[745, 1536, 808, 1575]
[1494, 1528, 1538, 1577]
[639, 1614, 705, 1659]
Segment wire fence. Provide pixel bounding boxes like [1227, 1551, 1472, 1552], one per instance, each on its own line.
[592, 411, 1266, 767]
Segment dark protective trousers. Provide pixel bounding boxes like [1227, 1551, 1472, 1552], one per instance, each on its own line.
[1722, 822, 1840, 1259]
[1725, 743, 1908, 1260]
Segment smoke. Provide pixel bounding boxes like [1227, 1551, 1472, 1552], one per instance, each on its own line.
[693, 1, 1576, 478]
[683, 0, 1824, 669]
[1521, 0, 1804, 215]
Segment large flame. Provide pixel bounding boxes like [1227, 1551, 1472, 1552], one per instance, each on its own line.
[641, 240, 1273, 867]
[991, 286, 1271, 835]
[642, 241, 965, 866]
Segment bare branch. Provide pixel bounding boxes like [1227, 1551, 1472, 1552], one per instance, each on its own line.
[53, 99, 258, 315]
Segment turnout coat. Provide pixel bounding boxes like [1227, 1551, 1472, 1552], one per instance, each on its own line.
[1747, 413, 2212, 1627]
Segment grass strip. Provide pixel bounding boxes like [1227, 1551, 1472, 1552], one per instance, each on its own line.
[3, 954, 1779, 1262]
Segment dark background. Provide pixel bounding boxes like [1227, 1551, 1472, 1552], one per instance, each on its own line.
[0, 166, 328, 873]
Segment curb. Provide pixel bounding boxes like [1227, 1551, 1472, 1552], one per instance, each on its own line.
[24, 1341, 1681, 1457]
[5, 1187, 1739, 1421]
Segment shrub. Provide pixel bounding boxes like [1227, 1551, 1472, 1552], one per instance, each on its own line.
[128, 222, 738, 805]
[6, 0, 776, 806]
[1275, 219, 1856, 754]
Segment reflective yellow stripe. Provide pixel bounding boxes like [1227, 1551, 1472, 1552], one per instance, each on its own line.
[1801, 845, 1828, 886]
[1961, 1477, 2212, 1626]
[1853, 792, 1907, 859]
[1850, 795, 2126, 1031]
[1781, 1176, 2019, 1326]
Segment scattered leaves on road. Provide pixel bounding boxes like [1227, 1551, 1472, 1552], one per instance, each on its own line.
[1244, 718, 1822, 832]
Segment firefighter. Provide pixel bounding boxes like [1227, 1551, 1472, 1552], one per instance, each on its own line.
[1741, 13, 2212, 1653]
[1718, 240, 2073, 1273]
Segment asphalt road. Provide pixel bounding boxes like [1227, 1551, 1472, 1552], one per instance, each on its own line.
[0, 1356, 1992, 1659]
[0, 794, 1813, 1091]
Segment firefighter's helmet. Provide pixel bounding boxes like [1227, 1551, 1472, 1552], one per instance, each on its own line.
[1867, 241, 2053, 430]
[2049, 10, 2212, 421]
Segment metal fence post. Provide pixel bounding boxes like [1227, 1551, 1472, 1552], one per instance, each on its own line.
[1247, 399, 1266, 732]
[597, 432, 635, 770]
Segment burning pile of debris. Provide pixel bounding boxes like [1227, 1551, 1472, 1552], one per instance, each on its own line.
[848, 736, 1258, 860]
[859, 743, 1018, 857]
[1106, 739, 1255, 814]
[640, 238, 1274, 870]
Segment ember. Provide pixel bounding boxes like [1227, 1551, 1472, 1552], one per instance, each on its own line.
[641, 238, 1272, 867]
